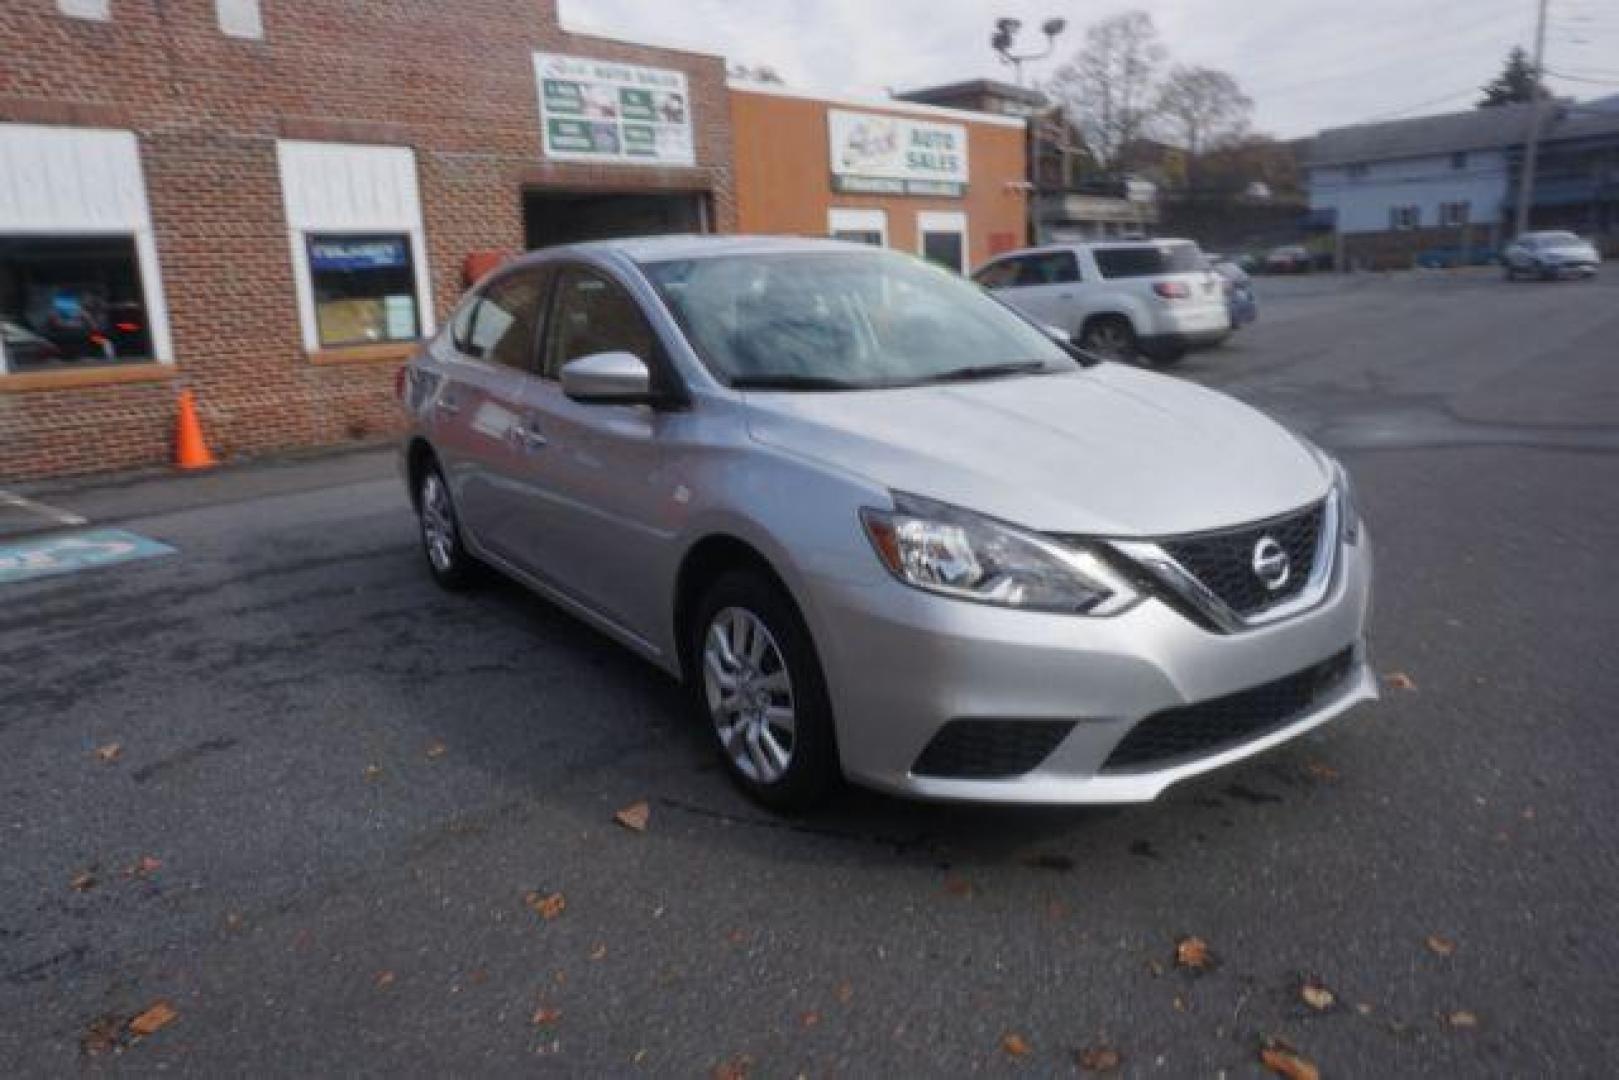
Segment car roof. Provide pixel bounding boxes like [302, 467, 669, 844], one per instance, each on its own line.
[512, 234, 879, 267]
[983, 238, 1198, 261]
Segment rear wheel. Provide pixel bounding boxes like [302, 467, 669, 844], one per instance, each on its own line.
[690, 569, 838, 811]
[417, 462, 480, 590]
[1079, 316, 1138, 362]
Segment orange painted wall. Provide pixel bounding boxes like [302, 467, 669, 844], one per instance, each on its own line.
[728, 89, 1028, 269]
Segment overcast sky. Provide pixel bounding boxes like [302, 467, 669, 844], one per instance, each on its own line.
[559, 0, 1619, 137]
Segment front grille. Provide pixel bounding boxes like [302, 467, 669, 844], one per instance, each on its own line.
[1101, 649, 1355, 772]
[1160, 502, 1325, 617]
[912, 719, 1076, 780]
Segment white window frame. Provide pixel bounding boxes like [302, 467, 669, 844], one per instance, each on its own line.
[828, 207, 889, 248]
[276, 140, 435, 353]
[215, 0, 264, 40]
[916, 210, 969, 273]
[0, 124, 174, 375]
[58, 0, 110, 21]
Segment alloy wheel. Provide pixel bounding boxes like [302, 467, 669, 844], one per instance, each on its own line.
[420, 472, 456, 574]
[702, 606, 796, 784]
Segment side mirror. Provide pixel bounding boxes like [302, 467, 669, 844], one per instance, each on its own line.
[560, 351, 655, 405]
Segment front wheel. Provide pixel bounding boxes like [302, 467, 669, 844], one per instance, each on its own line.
[690, 569, 838, 811]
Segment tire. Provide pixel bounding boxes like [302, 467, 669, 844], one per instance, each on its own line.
[1078, 316, 1138, 363]
[416, 460, 481, 591]
[689, 568, 838, 811]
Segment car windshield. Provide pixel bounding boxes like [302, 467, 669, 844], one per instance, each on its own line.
[1535, 232, 1582, 246]
[1093, 242, 1205, 279]
[642, 249, 1078, 390]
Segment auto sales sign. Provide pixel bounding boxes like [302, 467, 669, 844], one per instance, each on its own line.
[828, 109, 968, 197]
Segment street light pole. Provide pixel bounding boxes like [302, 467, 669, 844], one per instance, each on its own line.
[1513, 0, 1550, 237]
[992, 18, 1068, 245]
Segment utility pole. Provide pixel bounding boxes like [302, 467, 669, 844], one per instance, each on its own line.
[1513, 0, 1550, 237]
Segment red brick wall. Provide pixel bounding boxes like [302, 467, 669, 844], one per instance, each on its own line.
[0, 0, 734, 482]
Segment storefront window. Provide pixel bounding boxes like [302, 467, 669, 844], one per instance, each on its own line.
[0, 236, 154, 372]
[306, 233, 420, 348]
[921, 231, 965, 273]
[832, 230, 884, 247]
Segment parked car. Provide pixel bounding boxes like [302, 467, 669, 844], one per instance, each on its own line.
[972, 239, 1230, 364]
[0, 319, 63, 369]
[1208, 256, 1258, 332]
[1502, 231, 1601, 280]
[401, 236, 1374, 811]
[1263, 245, 1312, 274]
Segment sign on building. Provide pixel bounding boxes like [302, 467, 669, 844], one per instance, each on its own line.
[828, 109, 969, 197]
[534, 52, 695, 167]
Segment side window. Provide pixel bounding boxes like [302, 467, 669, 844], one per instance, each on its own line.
[973, 259, 1021, 289]
[1015, 252, 1080, 286]
[544, 268, 658, 379]
[457, 270, 549, 371]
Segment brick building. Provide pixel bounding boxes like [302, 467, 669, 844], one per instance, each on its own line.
[730, 85, 1028, 273]
[0, 0, 735, 481]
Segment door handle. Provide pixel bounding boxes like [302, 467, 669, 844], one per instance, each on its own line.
[509, 421, 547, 451]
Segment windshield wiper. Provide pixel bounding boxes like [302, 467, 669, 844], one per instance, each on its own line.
[915, 360, 1051, 384]
[729, 374, 866, 391]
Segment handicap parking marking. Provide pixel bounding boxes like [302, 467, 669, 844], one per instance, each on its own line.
[0, 528, 176, 585]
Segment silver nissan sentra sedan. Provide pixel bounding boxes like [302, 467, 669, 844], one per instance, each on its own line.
[401, 235, 1375, 810]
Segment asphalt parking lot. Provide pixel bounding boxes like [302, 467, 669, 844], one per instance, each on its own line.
[3, 268, 1616, 1075]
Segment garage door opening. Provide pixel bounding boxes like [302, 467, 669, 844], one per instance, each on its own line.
[523, 190, 709, 250]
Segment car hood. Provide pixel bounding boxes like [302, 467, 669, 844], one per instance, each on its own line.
[743, 364, 1330, 537]
[1542, 243, 1598, 259]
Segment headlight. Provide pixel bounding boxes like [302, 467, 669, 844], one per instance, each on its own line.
[1330, 458, 1362, 545]
[860, 493, 1140, 615]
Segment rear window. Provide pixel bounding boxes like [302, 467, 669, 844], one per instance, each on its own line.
[1093, 243, 1204, 279]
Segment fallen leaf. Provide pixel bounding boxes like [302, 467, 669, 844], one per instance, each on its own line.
[726, 928, 748, 945]
[1300, 981, 1336, 1011]
[94, 742, 123, 764]
[1426, 935, 1457, 957]
[1172, 995, 1187, 1012]
[425, 741, 447, 760]
[375, 971, 395, 989]
[1001, 1032, 1031, 1057]
[224, 912, 245, 931]
[801, 1010, 821, 1028]
[835, 981, 854, 1004]
[128, 1001, 178, 1037]
[1305, 760, 1340, 782]
[1259, 1041, 1319, 1080]
[1175, 935, 1215, 971]
[82, 1014, 126, 1055]
[614, 800, 651, 832]
[70, 870, 97, 892]
[524, 891, 566, 920]
[532, 1005, 562, 1026]
[467, 969, 488, 985]
[1383, 671, 1417, 691]
[589, 942, 608, 961]
[1356, 1003, 1374, 1016]
[124, 856, 162, 880]
[363, 764, 383, 781]
[1444, 1010, 1478, 1029]
[712, 1054, 752, 1080]
[943, 877, 973, 897]
[1077, 1045, 1123, 1072]
[1046, 900, 1068, 921]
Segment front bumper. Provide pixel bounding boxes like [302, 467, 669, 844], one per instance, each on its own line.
[809, 530, 1374, 804]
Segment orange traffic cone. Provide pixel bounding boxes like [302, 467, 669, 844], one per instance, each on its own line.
[175, 390, 217, 470]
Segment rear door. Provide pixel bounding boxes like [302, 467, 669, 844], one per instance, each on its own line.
[428, 266, 553, 564]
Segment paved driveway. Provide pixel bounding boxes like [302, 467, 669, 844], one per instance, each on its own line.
[2, 269, 1616, 1074]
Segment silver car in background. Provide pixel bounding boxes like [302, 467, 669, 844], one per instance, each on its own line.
[1502, 231, 1601, 280]
[401, 236, 1374, 810]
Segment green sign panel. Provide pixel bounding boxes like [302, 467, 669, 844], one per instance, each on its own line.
[543, 79, 583, 115]
[620, 89, 657, 121]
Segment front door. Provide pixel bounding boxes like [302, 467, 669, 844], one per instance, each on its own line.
[504, 265, 684, 644]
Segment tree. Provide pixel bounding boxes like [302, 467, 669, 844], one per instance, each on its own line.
[1478, 47, 1547, 107]
[1044, 11, 1166, 173]
[1155, 65, 1253, 188]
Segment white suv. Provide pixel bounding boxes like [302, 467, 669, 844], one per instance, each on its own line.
[974, 240, 1231, 364]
